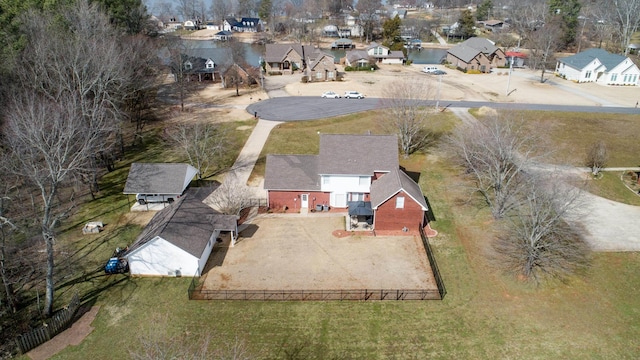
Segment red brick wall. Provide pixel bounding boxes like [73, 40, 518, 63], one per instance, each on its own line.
[268, 191, 330, 211]
[374, 191, 425, 231]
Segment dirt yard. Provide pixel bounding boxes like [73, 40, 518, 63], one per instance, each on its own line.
[201, 215, 436, 291]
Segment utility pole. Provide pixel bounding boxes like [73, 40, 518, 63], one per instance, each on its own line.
[505, 57, 513, 96]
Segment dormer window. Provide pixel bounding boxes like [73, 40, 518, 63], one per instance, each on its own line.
[206, 59, 214, 69]
[184, 61, 192, 70]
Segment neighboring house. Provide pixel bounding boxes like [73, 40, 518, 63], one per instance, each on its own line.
[555, 48, 640, 86]
[213, 30, 233, 41]
[123, 163, 199, 205]
[344, 50, 371, 68]
[221, 63, 259, 88]
[125, 188, 238, 277]
[164, 48, 233, 82]
[184, 20, 198, 30]
[264, 134, 433, 232]
[505, 51, 527, 68]
[205, 22, 220, 30]
[264, 44, 337, 81]
[446, 37, 506, 73]
[480, 20, 505, 31]
[366, 42, 405, 64]
[224, 17, 262, 32]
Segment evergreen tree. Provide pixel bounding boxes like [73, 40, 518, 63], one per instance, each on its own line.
[476, 0, 492, 22]
[547, 0, 581, 49]
[458, 9, 476, 39]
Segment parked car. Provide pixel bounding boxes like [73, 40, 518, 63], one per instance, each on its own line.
[136, 193, 179, 205]
[344, 91, 364, 99]
[430, 70, 447, 75]
[422, 66, 439, 73]
[321, 91, 341, 98]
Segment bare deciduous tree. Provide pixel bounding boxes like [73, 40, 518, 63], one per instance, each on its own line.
[586, 140, 608, 176]
[444, 114, 540, 220]
[5, 93, 115, 316]
[380, 80, 434, 158]
[206, 174, 255, 215]
[603, 0, 640, 54]
[493, 176, 589, 282]
[526, 19, 562, 83]
[166, 122, 229, 180]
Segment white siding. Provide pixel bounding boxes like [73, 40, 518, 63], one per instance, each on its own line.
[382, 58, 404, 64]
[127, 236, 200, 276]
[197, 230, 219, 274]
[321, 174, 371, 207]
[601, 60, 640, 86]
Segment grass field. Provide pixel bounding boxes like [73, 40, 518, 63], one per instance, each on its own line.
[40, 110, 640, 359]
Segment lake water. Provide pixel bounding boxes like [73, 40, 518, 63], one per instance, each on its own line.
[181, 40, 447, 66]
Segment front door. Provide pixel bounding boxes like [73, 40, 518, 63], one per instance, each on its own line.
[301, 194, 309, 208]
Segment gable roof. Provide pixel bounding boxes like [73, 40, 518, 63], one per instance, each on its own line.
[126, 188, 237, 258]
[559, 48, 628, 71]
[123, 163, 199, 195]
[264, 43, 304, 63]
[345, 49, 370, 63]
[370, 169, 428, 210]
[318, 134, 399, 175]
[264, 155, 320, 190]
[460, 37, 499, 54]
[238, 18, 260, 28]
[447, 44, 489, 63]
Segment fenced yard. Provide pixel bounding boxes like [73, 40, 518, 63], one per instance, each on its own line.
[192, 215, 440, 299]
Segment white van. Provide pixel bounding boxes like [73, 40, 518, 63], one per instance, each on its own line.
[136, 193, 180, 205]
[422, 66, 439, 73]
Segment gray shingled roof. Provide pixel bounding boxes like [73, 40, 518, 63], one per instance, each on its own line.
[370, 169, 428, 210]
[345, 50, 370, 64]
[264, 155, 320, 190]
[461, 37, 498, 54]
[123, 163, 199, 195]
[447, 44, 484, 63]
[318, 134, 399, 175]
[126, 188, 237, 258]
[264, 43, 304, 63]
[558, 48, 627, 71]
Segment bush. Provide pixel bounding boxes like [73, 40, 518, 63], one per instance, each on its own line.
[301, 75, 308, 83]
[268, 71, 282, 76]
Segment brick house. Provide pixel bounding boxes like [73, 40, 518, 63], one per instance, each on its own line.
[264, 44, 337, 81]
[264, 134, 433, 232]
[446, 37, 506, 73]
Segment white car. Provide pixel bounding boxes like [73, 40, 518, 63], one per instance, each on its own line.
[136, 193, 180, 205]
[344, 91, 364, 99]
[321, 91, 341, 98]
[422, 66, 439, 73]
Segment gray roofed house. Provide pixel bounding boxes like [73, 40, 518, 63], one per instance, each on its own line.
[344, 50, 371, 67]
[123, 163, 199, 195]
[370, 169, 428, 210]
[264, 155, 320, 191]
[126, 187, 238, 276]
[555, 48, 640, 85]
[446, 37, 506, 73]
[319, 134, 399, 175]
[264, 44, 337, 81]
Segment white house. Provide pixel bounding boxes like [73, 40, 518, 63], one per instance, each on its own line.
[366, 42, 405, 64]
[555, 48, 640, 86]
[126, 188, 238, 277]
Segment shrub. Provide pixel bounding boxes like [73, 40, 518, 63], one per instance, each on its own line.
[268, 71, 282, 76]
[301, 75, 308, 83]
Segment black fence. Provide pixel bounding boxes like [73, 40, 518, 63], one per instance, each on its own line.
[419, 225, 447, 299]
[15, 293, 81, 354]
[246, 198, 268, 208]
[188, 283, 441, 301]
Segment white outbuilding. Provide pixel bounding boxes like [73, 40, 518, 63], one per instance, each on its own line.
[125, 188, 238, 277]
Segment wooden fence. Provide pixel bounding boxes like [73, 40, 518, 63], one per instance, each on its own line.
[15, 293, 81, 354]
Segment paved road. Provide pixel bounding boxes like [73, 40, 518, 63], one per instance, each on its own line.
[247, 97, 639, 121]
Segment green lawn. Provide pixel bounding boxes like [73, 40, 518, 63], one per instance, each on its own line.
[43, 111, 640, 359]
